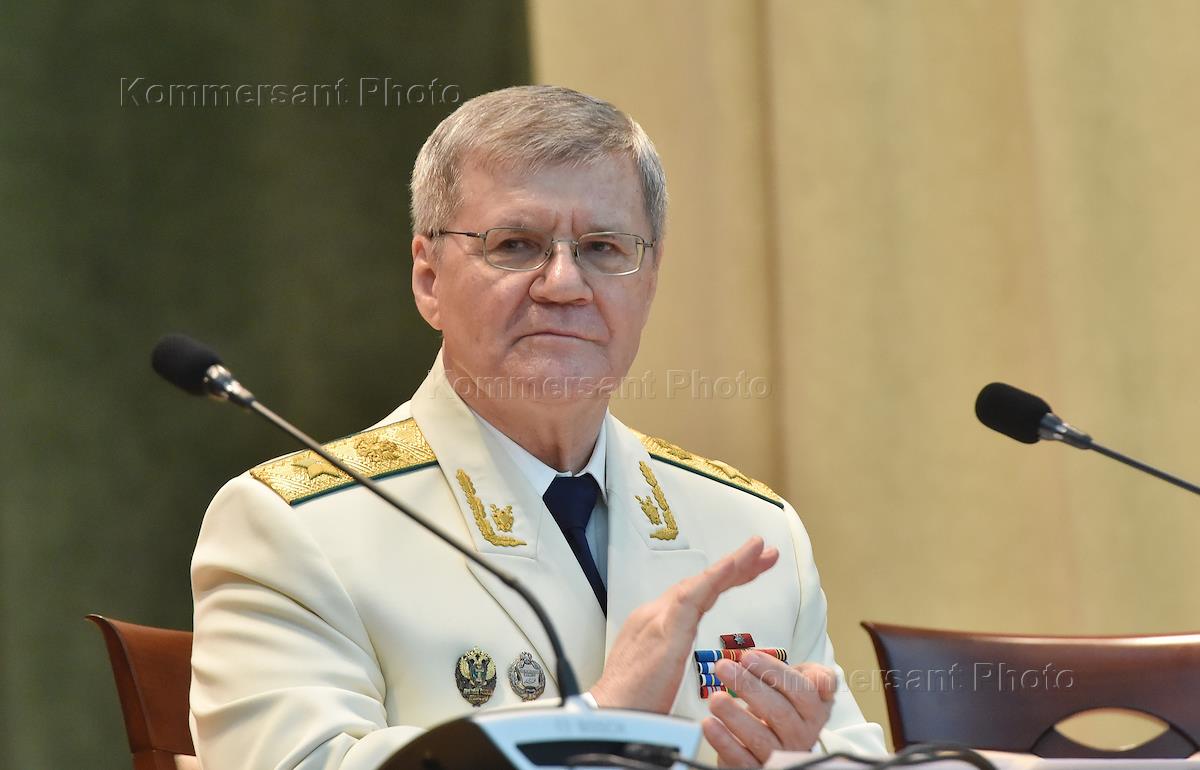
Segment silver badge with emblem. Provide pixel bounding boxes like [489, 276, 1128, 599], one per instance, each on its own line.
[455, 646, 497, 707]
[507, 650, 546, 701]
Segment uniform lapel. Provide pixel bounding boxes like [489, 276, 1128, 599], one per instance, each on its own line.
[603, 415, 710, 654]
[408, 355, 608, 691]
[604, 416, 722, 721]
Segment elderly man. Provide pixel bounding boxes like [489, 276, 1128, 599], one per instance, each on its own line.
[189, 85, 884, 769]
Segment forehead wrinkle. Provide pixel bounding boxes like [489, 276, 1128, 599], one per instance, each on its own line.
[461, 157, 647, 235]
[478, 202, 633, 235]
[485, 208, 554, 230]
[577, 220, 629, 234]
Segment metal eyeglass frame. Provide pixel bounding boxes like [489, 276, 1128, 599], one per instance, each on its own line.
[433, 227, 655, 276]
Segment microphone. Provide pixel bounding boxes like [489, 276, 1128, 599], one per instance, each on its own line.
[151, 333, 581, 697]
[974, 382, 1092, 449]
[151, 334, 255, 405]
[151, 334, 701, 770]
[975, 382, 1200, 497]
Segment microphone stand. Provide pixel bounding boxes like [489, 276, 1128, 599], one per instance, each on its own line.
[1037, 412, 1200, 497]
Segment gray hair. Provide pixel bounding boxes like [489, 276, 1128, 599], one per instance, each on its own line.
[410, 85, 667, 241]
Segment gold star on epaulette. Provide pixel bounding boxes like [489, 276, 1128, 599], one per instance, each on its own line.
[632, 431, 784, 508]
[249, 418, 437, 505]
[292, 457, 344, 480]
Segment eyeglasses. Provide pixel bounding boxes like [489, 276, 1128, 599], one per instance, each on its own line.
[433, 227, 654, 276]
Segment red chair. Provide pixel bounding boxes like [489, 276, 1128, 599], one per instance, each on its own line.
[87, 614, 197, 770]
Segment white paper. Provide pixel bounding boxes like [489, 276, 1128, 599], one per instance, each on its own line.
[764, 750, 1200, 770]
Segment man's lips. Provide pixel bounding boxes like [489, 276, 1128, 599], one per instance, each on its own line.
[519, 330, 594, 342]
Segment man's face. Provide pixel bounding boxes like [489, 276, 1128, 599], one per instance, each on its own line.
[411, 154, 659, 402]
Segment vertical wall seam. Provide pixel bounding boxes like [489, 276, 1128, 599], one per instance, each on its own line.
[752, 0, 787, 492]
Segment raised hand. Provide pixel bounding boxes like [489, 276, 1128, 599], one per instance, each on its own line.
[590, 537, 779, 713]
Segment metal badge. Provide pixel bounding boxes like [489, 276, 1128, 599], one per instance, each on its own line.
[720, 632, 756, 650]
[507, 651, 546, 701]
[455, 646, 497, 707]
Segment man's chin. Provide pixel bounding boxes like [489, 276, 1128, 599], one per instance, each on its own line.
[498, 348, 623, 403]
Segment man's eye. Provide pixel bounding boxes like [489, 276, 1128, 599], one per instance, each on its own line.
[584, 238, 633, 257]
[496, 238, 538, 252]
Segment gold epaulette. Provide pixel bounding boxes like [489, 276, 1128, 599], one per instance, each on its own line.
[634, 431, 784, 508]
[250, 418, 437, 505]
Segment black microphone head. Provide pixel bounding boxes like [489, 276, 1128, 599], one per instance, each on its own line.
[152, 334, 222, 396]
[975, 382, 1052, 444]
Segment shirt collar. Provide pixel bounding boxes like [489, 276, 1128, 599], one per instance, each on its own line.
[470, 409, 608, 503]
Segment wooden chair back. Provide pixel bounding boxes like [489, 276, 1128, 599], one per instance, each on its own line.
[87, 614, 196, 770]
[861, 621, 1200, 758]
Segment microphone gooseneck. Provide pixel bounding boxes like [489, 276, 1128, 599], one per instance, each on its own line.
[152, 334, 583, 701]
[975, 381, 1200, 497]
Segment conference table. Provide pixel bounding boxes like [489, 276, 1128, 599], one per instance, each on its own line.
[764, 752, 1200, 770]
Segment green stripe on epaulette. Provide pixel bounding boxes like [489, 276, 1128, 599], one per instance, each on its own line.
[250, 418, 437, 505]
[634, 431, 784, 508]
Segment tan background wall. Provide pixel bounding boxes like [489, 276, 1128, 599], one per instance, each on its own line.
[529, 0, 1200, 741]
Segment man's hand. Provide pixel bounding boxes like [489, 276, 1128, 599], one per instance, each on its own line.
[590, 537, 779, 713]
[701, 652, 837, 767]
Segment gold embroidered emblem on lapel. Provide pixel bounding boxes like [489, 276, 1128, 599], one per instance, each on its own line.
[635, 461, 679, 541]
[489, 504, 515, 532]
[456, 469, 526, 547]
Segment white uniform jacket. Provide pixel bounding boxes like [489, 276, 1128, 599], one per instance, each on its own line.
[189, 357, 885, 769]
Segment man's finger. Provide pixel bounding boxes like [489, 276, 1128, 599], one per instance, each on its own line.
[668, 538, 779, 623]
[716, 657, 812, 749]
[794, 662, 838, 702]
[706, 691, 781, 764]
[701, 716, 757, 768]
[723, 536, 779, 588]
[741, 652, 833, 715]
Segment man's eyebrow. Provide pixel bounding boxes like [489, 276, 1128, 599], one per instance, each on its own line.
[483, 215, 634, 233]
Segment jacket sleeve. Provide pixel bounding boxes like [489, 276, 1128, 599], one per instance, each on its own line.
[782, 500, 888, 756]
[190, 474, 424, 770]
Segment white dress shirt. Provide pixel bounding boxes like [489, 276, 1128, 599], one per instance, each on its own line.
[470, 410, 609, 586]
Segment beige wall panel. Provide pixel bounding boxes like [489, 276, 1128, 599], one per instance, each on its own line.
[1017, 1, 1200, 632]
[529, 0, 781, 481]
[532, 0, 1200, 745]
[766, 1, 1074, 732]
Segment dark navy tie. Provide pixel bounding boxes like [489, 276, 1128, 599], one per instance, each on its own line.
[542, 474, 607, 614]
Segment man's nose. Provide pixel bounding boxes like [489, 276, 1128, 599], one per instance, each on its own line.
[531, 241, 592, 303]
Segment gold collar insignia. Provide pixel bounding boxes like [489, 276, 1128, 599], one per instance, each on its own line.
[635, 461, 679, 541]
[456, 469, 526, 547]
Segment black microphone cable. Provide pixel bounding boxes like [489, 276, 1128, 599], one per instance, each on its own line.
[565, 740, 998, 770]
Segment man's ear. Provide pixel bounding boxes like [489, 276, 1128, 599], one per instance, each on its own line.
[646, 236, 663, 302]
[411, 234, 442, 331]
